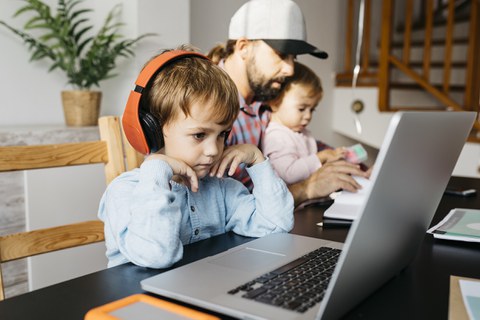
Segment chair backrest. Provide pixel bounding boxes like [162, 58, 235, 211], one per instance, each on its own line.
[0, 115, 143, 300]
[98, 116, 144, 184]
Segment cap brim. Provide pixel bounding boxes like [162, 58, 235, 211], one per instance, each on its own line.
[263, 39, 328, 59]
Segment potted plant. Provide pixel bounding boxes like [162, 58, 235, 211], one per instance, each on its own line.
[0, 0, 154, 126]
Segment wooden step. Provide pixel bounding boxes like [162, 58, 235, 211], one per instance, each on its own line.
[335, 77, 466, 93]
[395, 13, 470, 32]
[369, 60, 467, 69]
[389, 38, 469, 48]
[389, 82, 466, 92]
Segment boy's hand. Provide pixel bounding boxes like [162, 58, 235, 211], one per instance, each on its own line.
[210, 144, 264, 178]
[317, 147, 347, 164]
[145, 154, 199, 192]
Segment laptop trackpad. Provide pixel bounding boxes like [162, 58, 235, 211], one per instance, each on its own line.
[208, 247, 285, 272]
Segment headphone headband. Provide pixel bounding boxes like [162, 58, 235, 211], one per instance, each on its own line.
[122, 50, 209, 154]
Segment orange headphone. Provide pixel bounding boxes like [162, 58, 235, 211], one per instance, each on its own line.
[122, 50, 209, 154]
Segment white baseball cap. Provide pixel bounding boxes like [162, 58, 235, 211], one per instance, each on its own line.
[228, 0, 328, 59]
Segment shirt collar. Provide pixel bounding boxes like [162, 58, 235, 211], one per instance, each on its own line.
[238, 93, 263, 117]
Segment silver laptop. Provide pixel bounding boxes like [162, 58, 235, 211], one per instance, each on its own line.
[141, 111, 476, 320]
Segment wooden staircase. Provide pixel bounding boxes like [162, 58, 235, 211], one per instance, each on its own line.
[336, 0, 480, 142]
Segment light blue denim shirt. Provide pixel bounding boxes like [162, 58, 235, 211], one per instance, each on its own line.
[98, 158, 294, 269]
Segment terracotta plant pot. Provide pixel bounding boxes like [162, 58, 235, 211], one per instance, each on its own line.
[61, 90, 102, 126]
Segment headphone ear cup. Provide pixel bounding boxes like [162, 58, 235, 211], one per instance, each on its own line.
[138, 109, 164, 153]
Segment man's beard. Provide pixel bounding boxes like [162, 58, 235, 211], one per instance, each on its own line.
[249, 78, 285, 102]
[246, 59, 285, 102]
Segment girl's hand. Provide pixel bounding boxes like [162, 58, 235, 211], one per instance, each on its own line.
[210, 144, 264, 178]
[145, 154, 199, 192]
[317, 147, 348, 164]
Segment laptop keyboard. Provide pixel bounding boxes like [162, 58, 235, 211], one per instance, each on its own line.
[227, 246, 341, 313]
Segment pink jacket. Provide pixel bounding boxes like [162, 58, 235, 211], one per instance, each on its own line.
[262, 122, 321, 184]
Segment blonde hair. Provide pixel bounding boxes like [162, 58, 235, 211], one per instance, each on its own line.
[269, 61, 323, 109]
[141, 45, 239, 127]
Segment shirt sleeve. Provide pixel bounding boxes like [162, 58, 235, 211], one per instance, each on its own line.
[263, 127, 321, 185]
[222, 159, 294, 237]
[98, 159, 183, 268]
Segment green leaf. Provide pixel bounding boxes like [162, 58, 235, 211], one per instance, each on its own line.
[3, 0, 155, 89]
[70, 8, 92, 21]
[24, 16, 45, 27]
[48, 61, 61, 72]
[31, 49, 48, 60]
[70, 18, 88, 34]
[76, 35, 93, 54]
[73, 25, 92, 43]
[24, 22, 51, 30]
[13, 5, 37, 18]
[65, 0, 83, 14]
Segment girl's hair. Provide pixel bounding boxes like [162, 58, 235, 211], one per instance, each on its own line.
[206, 40, 236, 64]
[269, 61, 323, 108]
[141, 45, 239, 128]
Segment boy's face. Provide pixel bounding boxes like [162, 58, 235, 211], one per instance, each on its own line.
[271, 83, 320, 133]
[162, 101, 231, 179]
[245, 40, 295, 101]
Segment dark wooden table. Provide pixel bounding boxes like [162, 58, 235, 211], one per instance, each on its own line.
[1, 176, 479, 320]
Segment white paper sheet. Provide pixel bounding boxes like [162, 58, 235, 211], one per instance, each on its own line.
[459, 279, 480, 320]
[323, 176, 372, 220]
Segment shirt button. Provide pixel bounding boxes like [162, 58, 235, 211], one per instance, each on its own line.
[190, 206, 195, 212]
[194, 228, 199, 235]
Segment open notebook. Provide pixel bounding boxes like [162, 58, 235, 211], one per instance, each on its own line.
[142, 111, 476, 320]
[323, 176, 372, 220]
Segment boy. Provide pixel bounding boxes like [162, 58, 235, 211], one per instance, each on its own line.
[262, 62, 347, 184]
[98, 46, 294, 269]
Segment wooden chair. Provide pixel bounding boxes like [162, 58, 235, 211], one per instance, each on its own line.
[0, 116, 143, 300]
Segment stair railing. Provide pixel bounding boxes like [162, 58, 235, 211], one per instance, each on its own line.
[338, 0, 480, 135]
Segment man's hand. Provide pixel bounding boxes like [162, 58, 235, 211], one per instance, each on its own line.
[210, 144, 264, 178]
[289, 160, 370, 206]
[145, 154, 199, 192]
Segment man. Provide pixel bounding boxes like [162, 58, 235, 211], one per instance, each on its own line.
[209, 0, 368, 206]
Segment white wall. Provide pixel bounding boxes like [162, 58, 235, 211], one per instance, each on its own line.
[0, 0, 189, 126]
[26, 165, 108, 291]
